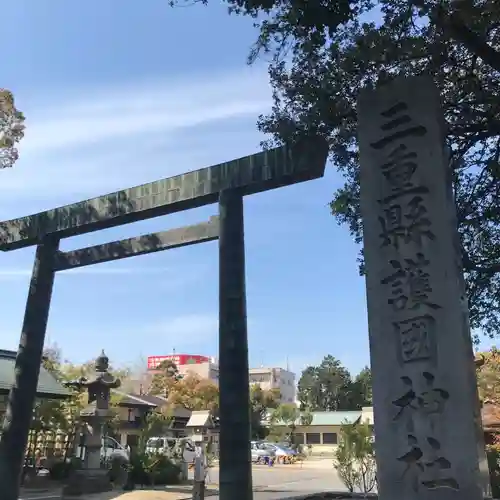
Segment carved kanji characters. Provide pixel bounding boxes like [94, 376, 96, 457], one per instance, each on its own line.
[379, 196, 435, 248]
[398, 434, 425, 492]
[378, 144, 430, 202]
[381, 144, 418, 189]
[370, 102, 428, 151]
[417, 372, 450, 415]
[381, 252, 441, 311]
[394, 315, 436, 363]
[392, 372, 449, 421]
[397, 434, 459, 492]
[392, 375, 417, 421]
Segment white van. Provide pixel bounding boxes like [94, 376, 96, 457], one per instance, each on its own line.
[101, 436, 130, 462]
[145, 437, 196, 463]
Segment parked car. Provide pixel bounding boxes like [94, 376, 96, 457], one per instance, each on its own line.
[101, 436, 130, 462]
[145, 437, 196, 463]
[262, 442, 297, 462]
[76, 435, 130, 463]
[251, 441, 275, 463]
[276, 443, 298, 456]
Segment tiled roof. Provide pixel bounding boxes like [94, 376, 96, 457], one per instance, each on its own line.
[112, 390, 191, 418]
[308, 411, 362, 426]
[482, 403, 500, 429]
[0, 349, 69, 398]
[113, 391, 161, 407]
[271, 410, 362, 427]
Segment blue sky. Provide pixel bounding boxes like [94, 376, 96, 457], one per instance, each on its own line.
[0, 1, 490, 381]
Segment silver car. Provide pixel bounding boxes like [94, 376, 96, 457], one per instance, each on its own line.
[250, 441, 275, 463]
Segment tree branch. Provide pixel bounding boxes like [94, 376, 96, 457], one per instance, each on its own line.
[436, 3, 500, 73]
[462, 248, 500, 274]
[410, 0, 500, 72]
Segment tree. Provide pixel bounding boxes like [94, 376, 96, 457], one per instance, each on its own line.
[178, 0, 500, 340]
[149, 360, 182, 397]
[150, 373, 219, 413]
[298, 355, 364, 411]
[269, 402, 313, 446]
[32, 347, 129, 454]
[351, 366, 372, 408]
[334, 420, 377, 494]
[249, 384, 280, 439]
[137, 409, 173, 453]
[0, 89, 25, 169]
[476, 347, 500, 405]
[270, 403, 300, 443]
[245, 0, 500, 342]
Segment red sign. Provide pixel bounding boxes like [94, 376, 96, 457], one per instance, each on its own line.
[147, 354, 210, 370]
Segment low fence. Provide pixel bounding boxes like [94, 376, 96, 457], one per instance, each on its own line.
[25, 429, 77, 464]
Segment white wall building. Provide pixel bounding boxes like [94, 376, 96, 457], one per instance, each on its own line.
[177, 361, 219, 383]
[146, 356, 295, 403]
[249, 367, 296, 403]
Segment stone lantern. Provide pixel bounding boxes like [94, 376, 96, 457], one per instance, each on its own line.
[63, 350, 121, 495]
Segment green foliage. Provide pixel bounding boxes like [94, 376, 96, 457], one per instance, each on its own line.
[127, 452, 181, 486]
[137, 409, 173, 453]
[149, 371, 219, 413]
[486, 444, 500, 498]
[36, 345, 129, 452]
[230, 0, 500, 340]
[48, 457, 81, 480]
[0, 88, 25, 168]
[298, 356, 371, 411]
[149, 360, 182, 397]
[269, 402, 311, 446]
[352, 366, 372, 407]
[476, 347, 500, 405]
[250, 384, 280, 439]
[333, 421, 377, 494]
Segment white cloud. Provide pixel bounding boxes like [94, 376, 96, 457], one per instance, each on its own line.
[20, 67, 270, 157]
[0, 65, 271, 204]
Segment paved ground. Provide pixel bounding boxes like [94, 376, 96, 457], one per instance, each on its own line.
[19, 461, 349, 500]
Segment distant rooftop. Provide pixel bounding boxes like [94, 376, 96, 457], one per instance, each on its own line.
[0, 349, 69, 399]
[249, 367, 295, 374]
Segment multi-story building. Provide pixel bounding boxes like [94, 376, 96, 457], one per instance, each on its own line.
[146, 354, 295, 403]
[177, 361, 219, 383]
[249, 367, 296, 403]
[147, 353, 219, 383]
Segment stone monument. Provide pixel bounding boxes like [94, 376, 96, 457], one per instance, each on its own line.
[357, 75, 485, 500]
[63, 350, 121, 496]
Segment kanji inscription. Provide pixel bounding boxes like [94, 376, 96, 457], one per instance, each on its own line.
[393, 315, 436, 364]
[369, 102, 436, 250]
[378, 196, 435, 249]
[397, 434, 459, 492]
[392, 372, 449, 421]
[378, 144, 429, 202]
[370, 102, 428, 151]
[381, 252, 441, 312]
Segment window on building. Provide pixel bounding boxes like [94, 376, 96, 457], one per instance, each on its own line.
[294, 433, 305, 444]
[322, 433, 338, 444]
[305, 433, 321, 445]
